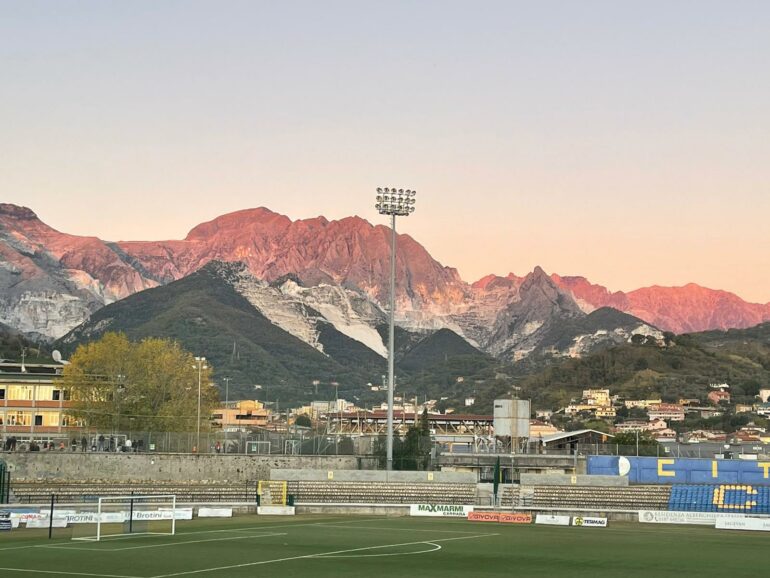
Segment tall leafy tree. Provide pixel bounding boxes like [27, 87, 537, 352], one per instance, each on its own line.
[63, 332, 219, 433]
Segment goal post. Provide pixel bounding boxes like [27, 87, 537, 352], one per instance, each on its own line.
[257, 481, 287, 506]
[71, 494, 177, 541]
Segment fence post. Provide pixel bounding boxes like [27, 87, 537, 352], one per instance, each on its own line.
[48, 494, 55, 539]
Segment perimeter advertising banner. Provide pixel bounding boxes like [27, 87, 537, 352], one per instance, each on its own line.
[467, 511, 532, 524]
[535, 514, 571, 526]
[410, 504, 474, 517]
[638, 510, 737, 525]
[572, 516, 608, 527]
[715, 516, 770, 532]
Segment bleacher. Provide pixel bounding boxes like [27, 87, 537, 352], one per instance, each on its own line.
[527, 485, 671, 511]
[10, 481, 258, 504]
[284, 481, 476, 505]
[669, 484, 770, 513]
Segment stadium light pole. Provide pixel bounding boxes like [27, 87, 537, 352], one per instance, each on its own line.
[375, 187, 416, 471]
[193, 356, 208, 452]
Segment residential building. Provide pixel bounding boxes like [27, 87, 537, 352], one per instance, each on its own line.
[735, 404, 754, 414]
[624, 398, 662, 409]
[707, 390, 731, 405]
[648, 403, 685, 422]
[582, 389, 611, 406]
[758, 389, 770, 403]
[0, 361, 78, 443]
[211, 400, 270, 430]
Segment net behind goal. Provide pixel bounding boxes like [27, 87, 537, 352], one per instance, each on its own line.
[257, 481, 287, 506]
[71, 495, 177, 541]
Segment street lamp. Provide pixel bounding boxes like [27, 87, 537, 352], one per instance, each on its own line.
[223, 377, 231, 453]
[193, 356, 208, 452]
[375, 187, 417, 471]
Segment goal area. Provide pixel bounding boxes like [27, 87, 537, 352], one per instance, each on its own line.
[71, 494, 177, 542]
[257, 481, 287, 506]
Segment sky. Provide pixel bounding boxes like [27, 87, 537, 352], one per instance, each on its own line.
[2, 1, 769, 302]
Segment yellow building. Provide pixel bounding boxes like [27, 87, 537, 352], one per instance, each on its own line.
[0, 362, 80, 442]
[211, 400, 270, 430]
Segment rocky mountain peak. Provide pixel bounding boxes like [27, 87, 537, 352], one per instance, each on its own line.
[0, 203, 39, 221]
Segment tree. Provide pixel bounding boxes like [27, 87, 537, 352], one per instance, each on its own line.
[63, 332, 219, 433]
[294, 414, 312, 428]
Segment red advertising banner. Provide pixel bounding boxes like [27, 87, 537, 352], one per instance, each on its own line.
[467, 511, 532, 524]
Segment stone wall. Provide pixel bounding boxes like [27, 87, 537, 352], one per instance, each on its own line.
[1, 452, 372, 482]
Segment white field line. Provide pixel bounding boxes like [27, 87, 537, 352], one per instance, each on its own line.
[316, 542, 443, 558]
[38, 532, 288, 552]
[149, 533, 498, 578]
[0, 568, 140, 578]
[0, 544, 39, 552]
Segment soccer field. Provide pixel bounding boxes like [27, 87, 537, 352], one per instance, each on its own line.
[0, 514, 764, 578]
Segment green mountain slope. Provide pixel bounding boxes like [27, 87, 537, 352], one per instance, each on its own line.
[57, 264, 387, 401]
[517, 324, 770, 411]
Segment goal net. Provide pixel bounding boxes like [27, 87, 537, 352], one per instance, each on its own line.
[71, 495, 177, 541]
[257, 481, 287, 506]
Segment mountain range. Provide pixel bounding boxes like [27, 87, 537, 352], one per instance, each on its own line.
[2, 202, 768, 354]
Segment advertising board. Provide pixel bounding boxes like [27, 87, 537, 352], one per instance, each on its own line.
[198, 507, 233, 518]
[638, 510, 737, 525]
[467, 511, 532, 524]
[410, 504, 473, 517]
[572, 516, 608, 527]
[715, 517, 770, 532]
[258, 506, 296, 516]
[535, 514, 571, 526]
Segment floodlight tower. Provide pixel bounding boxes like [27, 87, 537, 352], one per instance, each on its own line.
[193, 356, 208, 452]
[375, 187, 416, 471]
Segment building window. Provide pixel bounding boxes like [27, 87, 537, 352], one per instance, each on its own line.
[0, 388, 5, 400]
[34, 415, 43, 426]
[53, 390, 61, 401]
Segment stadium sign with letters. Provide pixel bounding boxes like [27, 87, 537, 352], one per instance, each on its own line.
[572, 516, 608, 527]
[410, 504, 474, 517]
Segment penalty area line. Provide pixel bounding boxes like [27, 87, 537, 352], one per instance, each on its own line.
[148, 533, 498, 578]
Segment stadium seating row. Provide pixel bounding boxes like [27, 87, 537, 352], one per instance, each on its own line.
[284, 481, 476, 504]
[10, 481, 258, 504]
[669, 484, 770, 513]
[525, 485, 671, 510]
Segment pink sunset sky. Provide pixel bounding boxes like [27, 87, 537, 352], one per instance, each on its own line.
[2, 1, 769, 302]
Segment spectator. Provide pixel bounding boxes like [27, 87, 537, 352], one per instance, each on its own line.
[98, 435, 105, 452]
[81, 436, 88, 452]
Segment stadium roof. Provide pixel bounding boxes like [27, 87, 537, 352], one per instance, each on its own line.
[540, 429, 615, 444]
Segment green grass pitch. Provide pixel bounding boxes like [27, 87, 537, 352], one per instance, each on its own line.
[0, 514, 765, 577]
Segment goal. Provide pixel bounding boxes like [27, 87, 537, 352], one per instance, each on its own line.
[257, 481, 287, 506]
[71, 494, 177, 541]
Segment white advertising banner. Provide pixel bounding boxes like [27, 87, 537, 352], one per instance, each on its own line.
[409, 504, 474, 518]
[572, 516, 608, 527]
[160, 508, 193, 520]
[715, 517, 770, 532]
[198, 507, 233, 518]
[13, 512, 48, 524]
[258, 506, 296, 516]
[131, 510, 173, 521]
[638, 510, 737, 526]
[535, 514, 571, 526]
[26, 518, 68, 529]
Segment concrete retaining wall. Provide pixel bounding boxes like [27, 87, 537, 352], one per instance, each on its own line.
[2, 452, 370, 482]
[271, 469, 476, 483]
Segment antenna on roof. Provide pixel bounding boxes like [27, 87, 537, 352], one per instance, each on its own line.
[52, 350, 70, 365]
